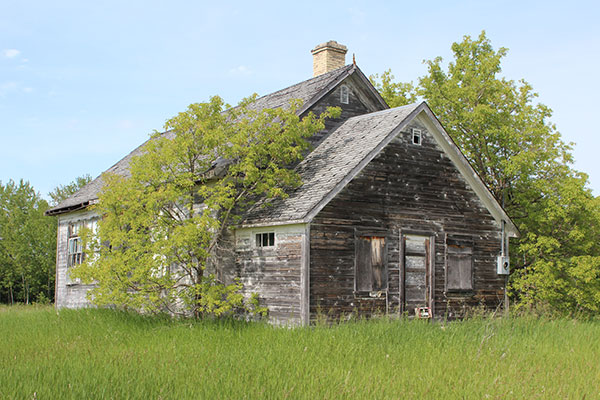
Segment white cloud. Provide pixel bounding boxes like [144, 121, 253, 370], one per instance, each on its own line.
[229, 65, 252, 76]
[23, 87, 33, 93]
[3, 49, 21, 59]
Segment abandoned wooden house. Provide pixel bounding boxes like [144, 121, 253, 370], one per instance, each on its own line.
[46, 40, 518, 324]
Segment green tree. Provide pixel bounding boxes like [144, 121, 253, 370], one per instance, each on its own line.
[49, 174, 92, 206]
[0, 180, 56, 304]
[372, 31, 600, 314]
[72, 95, 340, 317]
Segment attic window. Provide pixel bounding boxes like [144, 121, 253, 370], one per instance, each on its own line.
[340, 85, 349, 104]
[412, 129, 422, 145]
[256, 232, 275, 248]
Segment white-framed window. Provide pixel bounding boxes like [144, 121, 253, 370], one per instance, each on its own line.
[255, 232, 275, 248]
[67, 222, 84, 267]
[67, 219, 98, 267]
[412, 128, 422, 145]
[340, 85, 349, 104]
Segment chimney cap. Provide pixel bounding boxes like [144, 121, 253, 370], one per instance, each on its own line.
[311, 40, 347, 55]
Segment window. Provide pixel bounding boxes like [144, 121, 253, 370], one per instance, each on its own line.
[67, 219, 98, 267]
[340, 85, 349, 104]
[67, 222, 84, 267]
[446, 243, 473, 291]
[356, 235, 388, 292]
[255, 232, 275, 248]
[412, 128, 422, 145]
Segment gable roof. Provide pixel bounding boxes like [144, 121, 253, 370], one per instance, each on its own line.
[242, 102, 519, 237]
[46, 64, 383, 216]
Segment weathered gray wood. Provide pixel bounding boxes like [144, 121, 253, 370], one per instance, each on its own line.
[309, 120, 504, 321]
[356, 237, 372, 292]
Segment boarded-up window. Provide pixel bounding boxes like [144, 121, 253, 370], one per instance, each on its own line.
[356, 236, 387, 292]
[447, 245, 473, 291]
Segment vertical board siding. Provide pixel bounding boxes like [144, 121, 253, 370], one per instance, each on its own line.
[310, 120, 503, 321]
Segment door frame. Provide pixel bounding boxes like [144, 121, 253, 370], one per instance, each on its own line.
[399, 230, 435, 317]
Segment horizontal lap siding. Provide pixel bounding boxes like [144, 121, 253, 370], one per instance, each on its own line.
[55, 211, 98, 309]
[232, 227, 305, 325]
[310, 121, 503, 321]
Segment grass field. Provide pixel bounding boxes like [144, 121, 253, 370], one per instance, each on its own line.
[1, 306, 599, 399]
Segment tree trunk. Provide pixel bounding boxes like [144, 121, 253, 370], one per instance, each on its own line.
[21, 272, 28, 305]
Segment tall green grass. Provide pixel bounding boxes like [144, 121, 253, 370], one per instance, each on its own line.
[1, 306, 599, 399]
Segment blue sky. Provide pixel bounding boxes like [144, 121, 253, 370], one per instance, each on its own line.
[2, 0, 599, 199]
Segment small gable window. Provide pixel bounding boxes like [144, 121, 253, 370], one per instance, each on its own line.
[256, 232, 275, 248]
[412, 128, 422, 145]
[340, 85, 349, 104]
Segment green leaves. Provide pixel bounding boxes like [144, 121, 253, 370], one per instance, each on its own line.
[373, 31, 600, 315]
[48, 174, 92, 206]
[0, 180, 56, 304]
[73, 95, 340, 317]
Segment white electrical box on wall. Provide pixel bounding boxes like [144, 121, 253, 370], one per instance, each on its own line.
[497, 255, 510, 275]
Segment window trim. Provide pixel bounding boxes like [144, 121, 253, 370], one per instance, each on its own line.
[445, 235, 474, 293]
[255, 231, 276, 248]
[412, 128, 422, 145]
[354, 230, 389, 295]
[66, 218, 99, 268]
[340, 85, 349, 104]
[399, 230, 436, 316]
[67, 221, 85, 267]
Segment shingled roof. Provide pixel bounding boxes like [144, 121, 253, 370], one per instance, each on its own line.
[242, 101, 519, 237]
[242, 103, 422, 225]
[46, 64, 368, 216]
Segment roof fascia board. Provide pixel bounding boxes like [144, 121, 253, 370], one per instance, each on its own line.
[416, 105, 519, 237]
[350, 66, 389, 110]
[298, 66, 354, 116]
[239, 219, 307, 229]
[303, 103, 425, 222]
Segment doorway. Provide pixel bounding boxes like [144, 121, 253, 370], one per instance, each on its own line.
[401, 234, 433, 316]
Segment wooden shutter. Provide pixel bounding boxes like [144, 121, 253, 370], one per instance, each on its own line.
[371, 237, 387, 291]
[356, 237, 372, 291]
[356, 236, 387, 292]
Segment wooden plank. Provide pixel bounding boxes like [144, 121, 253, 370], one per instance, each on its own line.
[355, 237, 372, 292]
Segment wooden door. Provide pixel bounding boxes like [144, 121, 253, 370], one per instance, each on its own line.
[402, 234, 432, 315]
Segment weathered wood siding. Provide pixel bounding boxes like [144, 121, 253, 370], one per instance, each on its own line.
[55, 210, 97, 309]
[305, 75, 383, 149]
[310, 120, 504, 321]
[230, 224, 307, 325]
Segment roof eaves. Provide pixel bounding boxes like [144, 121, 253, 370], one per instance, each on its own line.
[350, 66, 390, 110]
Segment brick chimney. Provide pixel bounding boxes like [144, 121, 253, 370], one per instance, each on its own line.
[311, 40, 348, 77]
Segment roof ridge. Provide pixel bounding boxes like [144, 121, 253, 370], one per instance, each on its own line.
[249, 64, 354, 105]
